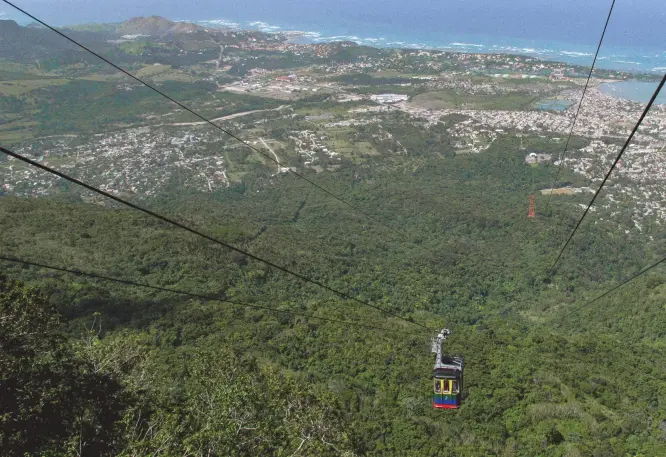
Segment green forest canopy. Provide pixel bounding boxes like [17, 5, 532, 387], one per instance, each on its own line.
[2, 18, 666, 456]
[3, 142, 666, 456]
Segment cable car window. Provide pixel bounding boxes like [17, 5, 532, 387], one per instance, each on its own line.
[435, 369, 458, 377]
[442, 380, 451, 394]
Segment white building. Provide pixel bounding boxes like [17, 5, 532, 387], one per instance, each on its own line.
[371, 93, 409, 104]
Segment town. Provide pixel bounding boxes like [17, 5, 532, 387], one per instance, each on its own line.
[1, 17, 665, 227]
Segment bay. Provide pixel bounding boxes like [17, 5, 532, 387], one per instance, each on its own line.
[600, 80, 666, 105]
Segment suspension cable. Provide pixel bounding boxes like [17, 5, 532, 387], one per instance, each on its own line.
[0, 145, 434, 332]
[0, 255, 426, 336]
[0, 0, 407, 240]
[559, 255, 666, 320]
[544, 0, 616, 214]
[548, 72, 666, 275]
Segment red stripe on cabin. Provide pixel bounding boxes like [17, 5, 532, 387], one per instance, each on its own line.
[433, 403, 459, 409]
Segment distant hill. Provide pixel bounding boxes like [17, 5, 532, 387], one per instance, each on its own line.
[117, 16, 203, 36]
[0, 20, 76, 61]
[0, 19, 118, 64]
[0, 19, 21, 37]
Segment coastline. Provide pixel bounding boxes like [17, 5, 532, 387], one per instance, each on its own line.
[189, 17, 666, 75]
[600, 80, 666, 105]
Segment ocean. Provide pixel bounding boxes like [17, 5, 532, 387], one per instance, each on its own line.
[600, 80, 666, 104]
[3, 0, 665, 73]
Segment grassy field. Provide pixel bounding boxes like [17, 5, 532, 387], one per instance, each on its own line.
[370, 70, 426, 78]
[136, 64, 175, 78]
[411, 89, 540, 110]
[294, 103, 357, 117]
[0, 79, 70, 96]
[79, 74, 123, 82]
[0, 119, 40, 143]
[329, 138, 378, 158]
[134, 63, 201, 83]
[0, 61, 50, 78]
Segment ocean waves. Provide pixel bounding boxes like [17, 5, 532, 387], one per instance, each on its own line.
[449, 42, 485, 48]
[192, 18, 284, 33]
[191, 15, 665, 72]
[559, 51, 593, 57]
[247, 21, 281, 32]
[196, 19, 241, 29]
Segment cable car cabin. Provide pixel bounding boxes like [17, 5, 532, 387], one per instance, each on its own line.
[431, 329, 463, 410]
[433, 359, 463, 409]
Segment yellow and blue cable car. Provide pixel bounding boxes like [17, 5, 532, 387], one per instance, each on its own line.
[432, 329, 464, 409]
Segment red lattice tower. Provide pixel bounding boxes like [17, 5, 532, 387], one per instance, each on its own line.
[528, 194, 536, 219]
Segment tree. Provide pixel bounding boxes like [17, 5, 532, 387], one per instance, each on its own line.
[0, 275, 129, 457]
[118, 344, 357, 456]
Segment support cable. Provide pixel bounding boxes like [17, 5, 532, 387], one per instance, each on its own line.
[1, 0, 406, 240]
[0, 255, 426, 336]
[559, 255, 666, 320]
[544, 0, 617, 214]
[548, 72, 666, 275]
[0, 145, 432, 332]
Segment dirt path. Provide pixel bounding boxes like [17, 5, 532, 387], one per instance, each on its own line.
[215, 45, 225, 72]
[170, 105, 288, 127]
[259, 137, 280, 172]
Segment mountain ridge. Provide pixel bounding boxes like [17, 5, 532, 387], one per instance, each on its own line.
[117, 15, 203, 36]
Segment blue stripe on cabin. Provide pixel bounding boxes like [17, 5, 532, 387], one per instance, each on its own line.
[434, 394, 457, 405]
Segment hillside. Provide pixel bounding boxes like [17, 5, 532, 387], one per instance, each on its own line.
[117, 16, 203, 36]
[1, 15, 666, 457]
[0, 20, 77, 60]
[3, 146, 666, 455]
